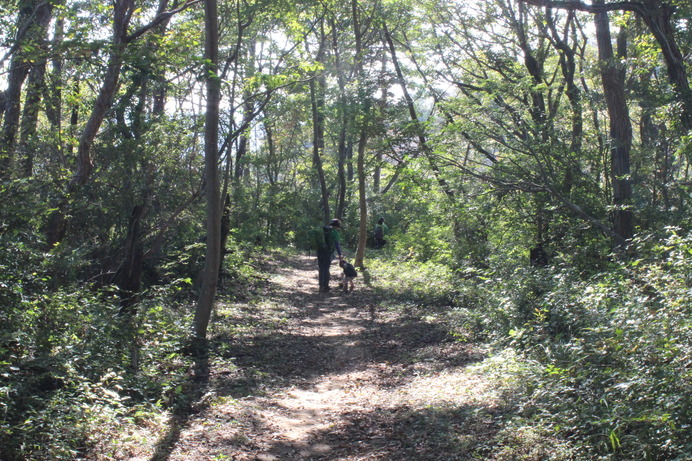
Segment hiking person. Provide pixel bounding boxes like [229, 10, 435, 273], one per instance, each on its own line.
[373, 217, 388, 249]
[315, 218, 342, 292]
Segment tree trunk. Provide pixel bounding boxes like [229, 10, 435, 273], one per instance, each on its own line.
[521, 0, 692, 132]
[45, 0, 192, 245]
[545, 9, 583, 194]
[234, 40, 256, 181]
[18, 58, 48, 177]
[594, 3, 633, 248]
[114, 0, 172, 314]
[219, 194, 232, 273]
[330, 18, 349, 220]
[0, 0, 53, 178]
[373, 56, 388, 195]
[355, 120, 369, 268]
[309, 29, 330, 223]
[351, 0, 369, 268]
[194, 0, 222, 340]
[510, 1, 548, 138]
[45, 14, 66, 168]
[46, 0, 135, 245]
[383, 22, 455, 203]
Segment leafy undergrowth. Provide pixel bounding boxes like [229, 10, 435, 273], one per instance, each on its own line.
[5, 241, 689, 460]
[86, 250, 577, 460]
[474, 230, 692, 461]
[365, 245, 692, 460]
[0, 241, 269, 460]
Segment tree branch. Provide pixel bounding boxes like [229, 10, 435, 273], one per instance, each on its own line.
[518, 0, 647, 17]
[127, 0, 203, 42]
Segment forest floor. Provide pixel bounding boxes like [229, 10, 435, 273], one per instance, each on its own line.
[113, 253, 552, 460]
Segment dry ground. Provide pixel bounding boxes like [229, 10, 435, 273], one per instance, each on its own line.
[119, 254, 521, 460]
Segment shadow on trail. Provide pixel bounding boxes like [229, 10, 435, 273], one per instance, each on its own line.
[150, 349, 210, 461]
[152, 252, 489, 459]
[204, 300, 483, 400]
[267, 403, 505, 460]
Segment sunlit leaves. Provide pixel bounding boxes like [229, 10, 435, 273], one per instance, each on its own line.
[480, 228, 692, 459]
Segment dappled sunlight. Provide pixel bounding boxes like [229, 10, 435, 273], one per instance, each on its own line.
[151, 252, 515, 461]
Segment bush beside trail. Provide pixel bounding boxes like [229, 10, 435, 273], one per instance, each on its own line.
[1, 239, 690, 459]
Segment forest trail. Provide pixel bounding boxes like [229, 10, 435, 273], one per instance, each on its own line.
[154, 254, 503, 460]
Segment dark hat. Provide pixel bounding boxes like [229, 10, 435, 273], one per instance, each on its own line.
[330, 218, 341, 228]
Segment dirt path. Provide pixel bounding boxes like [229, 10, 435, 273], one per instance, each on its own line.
[158, 254, 502, 460]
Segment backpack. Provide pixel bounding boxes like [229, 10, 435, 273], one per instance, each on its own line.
[343, 262, 358, 277]
[315, 225, 332, 250]
[374, 224, 384, 239]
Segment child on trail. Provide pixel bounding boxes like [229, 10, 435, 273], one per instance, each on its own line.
[339, 259, 357, 292]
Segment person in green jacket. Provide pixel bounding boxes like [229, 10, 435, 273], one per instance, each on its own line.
[373, 217, 388, 249]
[316, 218, 342, 292]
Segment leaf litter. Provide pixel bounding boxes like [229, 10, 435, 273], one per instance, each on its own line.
[105, 253, 543, 460]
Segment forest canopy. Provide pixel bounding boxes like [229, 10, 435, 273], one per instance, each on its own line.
[1, 0, 690, 459]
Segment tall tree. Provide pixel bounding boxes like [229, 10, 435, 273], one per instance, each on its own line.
[351, 0, 371, 268]
[194, 0, 222, 340]
[520, 0, 692, 132]
[594, 2, 633, 247]
[422, 0, 624, 248]
[383, 19, 455, 203]
[46, 0, 198, 245]
[0, 0, 55, 179]
[329, 14, 352, 220]
[113, 0, 177, 313]
[308, 21, 331, 223]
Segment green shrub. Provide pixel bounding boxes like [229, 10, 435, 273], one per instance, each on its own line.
[487, 228, 692, 459]
[0, 272, 194, 460]
[369, 257, 457, 305]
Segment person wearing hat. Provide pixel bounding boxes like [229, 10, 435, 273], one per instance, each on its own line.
[316, 218, 342, 292]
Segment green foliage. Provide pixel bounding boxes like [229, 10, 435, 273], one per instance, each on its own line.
[473, 228, 692, 459]
[1, 0, 691, 457]
[393, 220, 453, 264]
[369, 256, 457, 306]
[0, 228, 196, 459]
[376, 223, 689, 459]
[373, 166, 456, 265]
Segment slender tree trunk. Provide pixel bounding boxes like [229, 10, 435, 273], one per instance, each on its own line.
[219, 193, 232, 271]
[1, 4, 32, 168]
[71, 48, 127, 188]
[44, 0, 192, 245]
[351, 0, 369, 268]
[373, 56, 388, 195]
[18, 59, 47, 177]
[45, 14, 65, 167]
[234, 40, 256, 181]
[336, 123, 348, 220]
[521, 0, 692, 132]
[309, 29, 330, 223]
[194, 0, 221, 339]
[151, 0, 171, 116]
[594, 3, 632, 248]
[194, 0, 222, 340]
[355, 119, 369, 267]
[330, 18, 349, 219]
[115, 0, 173, 315]
[546, 9, 583, 194]
[46, 0, 135, 245]
[0, 0, 53, 178]
[383, 22, 455, 203]
[510, 1, 548, 138]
